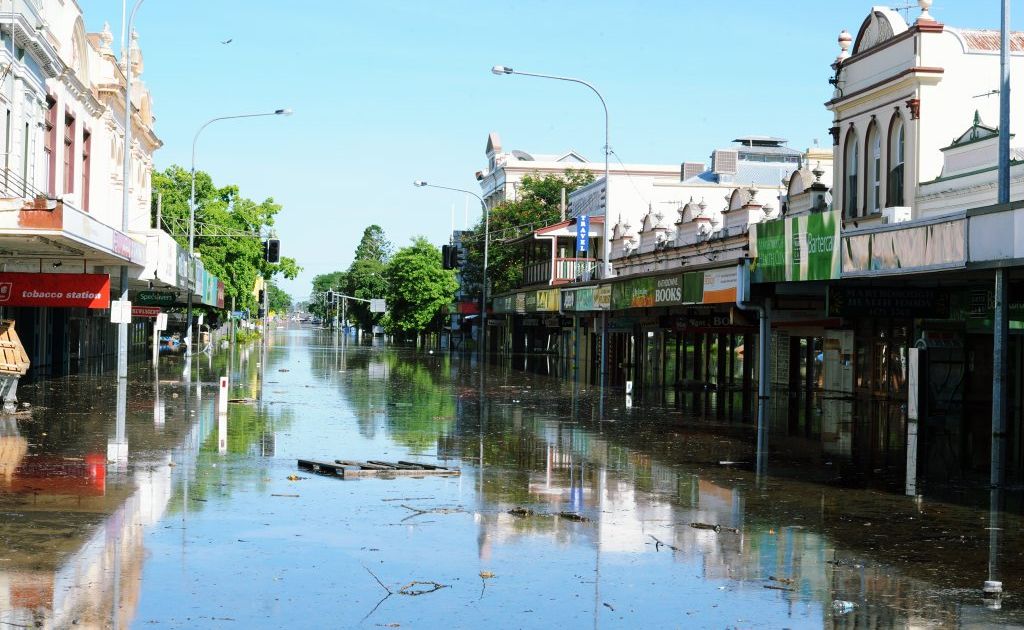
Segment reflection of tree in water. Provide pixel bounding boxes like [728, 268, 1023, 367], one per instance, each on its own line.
[162, 403, 296, 513]
[322, 348, 458, 452]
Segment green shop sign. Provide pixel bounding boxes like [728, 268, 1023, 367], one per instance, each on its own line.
[751, 210, 840, 283]
[134, 290, 177, 306]
[611, 275, 683, 310]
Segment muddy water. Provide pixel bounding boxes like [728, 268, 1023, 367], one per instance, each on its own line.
[1, 326, 1022, 628]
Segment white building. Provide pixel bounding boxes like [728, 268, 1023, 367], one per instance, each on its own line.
[0, 1, 203, 375]
[828, 0, 1024, 223]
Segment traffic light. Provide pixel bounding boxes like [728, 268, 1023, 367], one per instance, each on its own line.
[265, 239, 281, 263]
[258, 289, 265, 305]
[325, 290, 334, 304]
[442, 244, 455, 270]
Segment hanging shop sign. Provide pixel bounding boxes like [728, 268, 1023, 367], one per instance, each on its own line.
[515, 292, 527, 314]
[750, 210, 840, 282]
[611, 275, 684, 310]
[535, 289, 560, 312]
[134, 290, 177, 306]
[493, 295, 513, 314]
[842, 218, 965, 276]
[679, 267, 738, 305]
[0, 272, 109, 309]
[827, 286, 950, 319]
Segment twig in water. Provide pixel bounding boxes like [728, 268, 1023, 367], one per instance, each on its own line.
[603, 602, 615, 611]
[381, 497, 435, 502]
[361, 566, 394, 622]
[364, 566, 393, 595]
[399, 581, 447, 596]
[649, 534, 681, 552]
[400, 504, 465, 522]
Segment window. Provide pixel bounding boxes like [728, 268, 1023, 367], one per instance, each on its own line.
[888, 115, 905, 207]
[81, 130, 90, 211]
[63, 112, 74, 195]
[867, 123, 881, 213]
[44, 97, 56, 196]
[844, 129, 859, 217]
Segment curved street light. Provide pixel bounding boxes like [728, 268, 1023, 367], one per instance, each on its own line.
[414, 180, 489, 357]
[183, 108, 292, 362]
[491, 64, 611, 387]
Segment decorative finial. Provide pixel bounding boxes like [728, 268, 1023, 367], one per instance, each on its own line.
[99, 22, 113, 55]
[837, 30, 852, 61]
[812, 162, 824, 182]
[974, 109, 982, 126]
[918, 0, 934, 22]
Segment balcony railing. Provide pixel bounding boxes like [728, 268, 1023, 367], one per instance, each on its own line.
[522, 257, 601, 287]
[0, 167, 43, 200]
[554, 257, 598, 283]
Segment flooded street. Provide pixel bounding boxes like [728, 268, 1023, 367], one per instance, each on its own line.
[3, 326, 1024, 628]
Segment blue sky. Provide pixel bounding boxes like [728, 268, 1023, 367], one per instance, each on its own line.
[79, 1, 1014, 300]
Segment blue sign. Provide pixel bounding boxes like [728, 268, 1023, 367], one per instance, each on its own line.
[576, 215, 590, 253]
[231, 310, 246, 319]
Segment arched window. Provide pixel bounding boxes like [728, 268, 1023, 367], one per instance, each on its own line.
[866, 123, 882, 213]
[844, 129, 859, 217]
[888, 115, 905, 207]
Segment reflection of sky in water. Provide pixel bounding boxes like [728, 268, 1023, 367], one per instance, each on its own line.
[1, 327, 1023, 628]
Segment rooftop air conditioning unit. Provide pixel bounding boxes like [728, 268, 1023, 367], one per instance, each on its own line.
[881, 206, 912, 224]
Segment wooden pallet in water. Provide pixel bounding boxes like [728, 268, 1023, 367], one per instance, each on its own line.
[296, 458, 460, 479]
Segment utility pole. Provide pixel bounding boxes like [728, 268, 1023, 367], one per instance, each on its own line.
[992, 0, 1011, 489]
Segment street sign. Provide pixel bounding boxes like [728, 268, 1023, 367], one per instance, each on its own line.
[370, 299, 386, 313]
[134, 290, 176, 306]
[110, 300, 132, 324]
[576, 215, 589, 253]
[231, 310, 245, 319]
[131, 305, 161, 318]
[155, 313, 168, 331]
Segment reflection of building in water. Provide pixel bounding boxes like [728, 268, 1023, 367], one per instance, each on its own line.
[455, 394, 1010, 627]
[0, 450, 174, 628]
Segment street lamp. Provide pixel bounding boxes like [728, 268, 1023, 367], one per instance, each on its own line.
[184, 108, 292, 362]
[117, 0, 147, 381]
[414, 180, 489, 356]
[491, 64, 611, 386]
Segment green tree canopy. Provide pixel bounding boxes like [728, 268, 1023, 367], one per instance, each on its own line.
[353, 224, 392, 264]
[151, 165, 301, 313]
[462, 170, 594, 296]
[267, 284, 292, 313]
[384, 237, 457, 336]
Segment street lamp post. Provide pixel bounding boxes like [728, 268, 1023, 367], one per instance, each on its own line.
[414, 181, 489, 356]
[184, 109, 291, 364]
[491, 65, 611, 387]
[117, 0, 146, 381]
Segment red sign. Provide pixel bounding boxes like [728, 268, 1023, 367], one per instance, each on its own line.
[132, 306, 161, 318]
[0, 272, 109, 309]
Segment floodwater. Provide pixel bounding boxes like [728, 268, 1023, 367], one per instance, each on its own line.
[2, 326, 1024, 629]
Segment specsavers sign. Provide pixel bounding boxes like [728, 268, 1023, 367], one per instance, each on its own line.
[751, 210, 840, 282]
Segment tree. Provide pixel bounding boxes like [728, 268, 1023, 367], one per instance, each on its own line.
[310, 270, 348, 319]
[151, 165, 301, 313]
[461, 170, 594, 296]
[353, 224, 392, 264]
[267, 284, 292, 313]
[384, 237, 457, 337]
[345, 225, 391, 331]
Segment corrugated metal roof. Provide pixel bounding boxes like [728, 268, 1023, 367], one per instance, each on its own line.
[956, 28, 1024, 52]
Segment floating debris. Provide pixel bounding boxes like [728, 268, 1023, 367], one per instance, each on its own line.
[297, 459, 460, 479]
[689, 522, 740, 534]
[508, 507, 535, 518]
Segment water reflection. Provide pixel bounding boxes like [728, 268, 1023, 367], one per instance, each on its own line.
[1, 328, 1023, 628]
